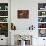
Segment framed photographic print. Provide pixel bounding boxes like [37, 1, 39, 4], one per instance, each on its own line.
[17, 10, 29, 19]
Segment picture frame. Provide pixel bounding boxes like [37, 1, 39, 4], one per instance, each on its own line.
[17, 10, 29, 19]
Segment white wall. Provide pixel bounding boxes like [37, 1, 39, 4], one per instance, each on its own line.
[11, 0, 38, 30]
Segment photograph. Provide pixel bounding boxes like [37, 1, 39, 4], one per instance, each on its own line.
[17, 10, 29, 18]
